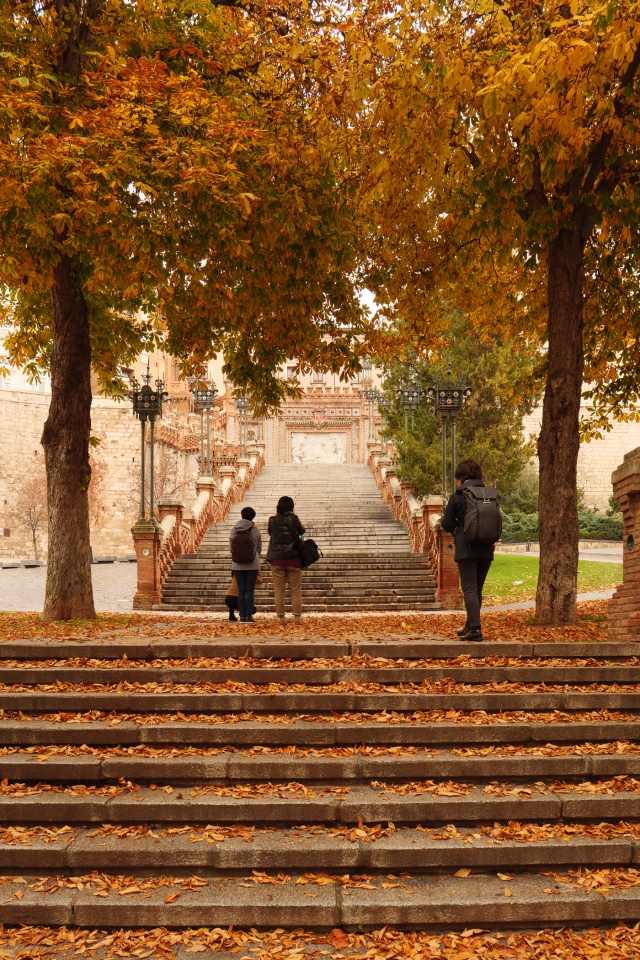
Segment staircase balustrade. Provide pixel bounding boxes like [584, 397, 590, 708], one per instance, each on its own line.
[131, 448, 265, 608]
[368, 460, 464, 610]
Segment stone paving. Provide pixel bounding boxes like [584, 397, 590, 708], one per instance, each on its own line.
[0, 562, 137, 613]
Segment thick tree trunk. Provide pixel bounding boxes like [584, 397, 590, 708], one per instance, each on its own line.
[535, 226, 585, 625]
[41, 255, 96, 620]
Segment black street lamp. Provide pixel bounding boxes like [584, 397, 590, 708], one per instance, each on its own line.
[129, 364, 168, 521]
[236, 396, 250, 456]
[192, 382, 218, 476]
[427, 368, 471, 503]
[397, 379, 422, 431]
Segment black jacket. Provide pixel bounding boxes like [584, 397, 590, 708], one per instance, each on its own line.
[265, 512, 305, 562]
[441, 478, 495, 562]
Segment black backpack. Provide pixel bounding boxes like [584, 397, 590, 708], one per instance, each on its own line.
[231, 525, 256, 564]
[462, 486, 502, 546]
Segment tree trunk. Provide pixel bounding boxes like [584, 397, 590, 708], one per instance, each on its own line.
[535, 226, 585, 625]
[41, 255, 96, 620]
[32, 530, 38, 563]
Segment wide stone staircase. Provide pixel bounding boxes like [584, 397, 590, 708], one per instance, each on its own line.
[1, 623, 640, 933]
[161, 464, 437, 611]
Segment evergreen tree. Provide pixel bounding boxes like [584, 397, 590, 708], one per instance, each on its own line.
[383, 314, 540, 498]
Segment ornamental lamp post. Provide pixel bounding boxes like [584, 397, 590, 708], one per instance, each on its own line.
[192, 382, 219, 476]
[236, 396, 250, 456]
[129, 364, 168, 521]
[377, 396, 391, 454]
[397, 380, 422, 431]
[426, 367, 471, 505]
[363, 387, 381, 442]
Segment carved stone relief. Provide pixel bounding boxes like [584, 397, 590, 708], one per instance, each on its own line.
[290, 432, 348, 464]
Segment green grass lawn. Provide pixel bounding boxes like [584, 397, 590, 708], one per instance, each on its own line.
[483, 553, 623, 605]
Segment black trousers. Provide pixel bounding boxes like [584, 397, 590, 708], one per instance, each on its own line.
[457, 558, 493, 630]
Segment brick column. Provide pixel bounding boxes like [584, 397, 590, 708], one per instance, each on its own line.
[131, 519, 162, 609]
[608, 445, 640, 640]
[436, 527, 464, 609]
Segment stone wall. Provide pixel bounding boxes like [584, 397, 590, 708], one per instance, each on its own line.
[0, 391, 198, 562]
[523, 406, 640, 511]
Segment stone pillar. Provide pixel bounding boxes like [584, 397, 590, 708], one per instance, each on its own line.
[157, 498, 184, 526]
[131, 519, 162, 609]
[608, 446, 640, 640]
[436, 527, 464, 609]
[157, 498, 184, 555]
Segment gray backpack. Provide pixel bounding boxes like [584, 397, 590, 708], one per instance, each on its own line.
[462, 486, 502, 546]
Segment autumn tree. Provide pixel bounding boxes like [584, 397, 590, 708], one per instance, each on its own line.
[11, 453, 47, 561]
[0, 1, 364, 620]
[353, 0, 640, 623]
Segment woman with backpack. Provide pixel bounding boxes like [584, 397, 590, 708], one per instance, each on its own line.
[229, 506, 262, 623]
[265, 495, 305, 623]
[441, 458, 500, 642]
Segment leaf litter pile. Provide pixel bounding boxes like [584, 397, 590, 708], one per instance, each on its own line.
[1, 926, 640, 960]
[4, 654, 637, 671]
[0, 601, 613, 644]
[4, 677, 639, 694]
[7, 819, 640, 849]
[3, 738, 640, 762]
[4, 773, 640, 801]
[2, 707, 636, 726]
[2, 866, 640, 899]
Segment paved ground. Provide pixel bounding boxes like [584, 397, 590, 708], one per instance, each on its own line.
[0, 562, 137, 613]
[0, 560, 617, 614]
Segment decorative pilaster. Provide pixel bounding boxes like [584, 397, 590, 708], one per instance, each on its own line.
[131, 519, 163, 609]
[608, 446, 640, 640]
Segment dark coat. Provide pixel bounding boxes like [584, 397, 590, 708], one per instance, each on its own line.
[441, 478, 495, 562]
[265, 512, 305, 562]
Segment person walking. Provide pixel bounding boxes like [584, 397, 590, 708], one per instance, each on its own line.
[266, 495, 305, 623]
[441, 458, 499, 642]
[230, 506, 262, 623]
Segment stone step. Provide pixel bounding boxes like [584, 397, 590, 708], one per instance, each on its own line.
[2, 640, 637, 661]
[2, 718, 638, 747]
[0, 826, 636, 872]
[2, 689, 639, 713]
[3, 749, 640, 784]
[3, 666, 640, 684]
[1, 872, 638, 929]
[156, 602, 440, 612]
[1, 783, 638, 825]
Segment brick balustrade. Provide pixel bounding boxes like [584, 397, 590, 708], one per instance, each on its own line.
[608, 445, 640, 640]
[131, 448, 265, 609]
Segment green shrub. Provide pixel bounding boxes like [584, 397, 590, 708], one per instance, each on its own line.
[501, 512, 539, 543]
[500, 510, 622, 543]
[578, 511, 623, 541]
